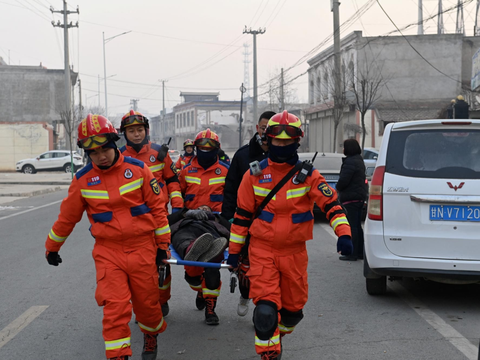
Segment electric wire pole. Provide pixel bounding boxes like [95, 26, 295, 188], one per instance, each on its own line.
[243, 26, 265, 124]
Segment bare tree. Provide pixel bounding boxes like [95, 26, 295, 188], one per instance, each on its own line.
[351, 61, 386, 150]
[263, 68, 299, 113]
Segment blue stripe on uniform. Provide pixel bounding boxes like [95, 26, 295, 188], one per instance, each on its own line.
[130, 203, 151, 217]
[292, 211, 314, 224]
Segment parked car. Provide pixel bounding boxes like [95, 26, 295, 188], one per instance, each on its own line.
[364, 119, 480, 295]
[168, 149, 180, 163]
[16, 150, 84, 174]
[363, 147, 379, 168]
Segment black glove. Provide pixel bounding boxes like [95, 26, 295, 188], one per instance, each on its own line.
[337, 235, 353, 255]
[185, 209, 208, 221]
[227, 253, 240, 269]
[156, 249, 169, 266]
[46, 251, 62, 266]
[156, 144, 169, 162]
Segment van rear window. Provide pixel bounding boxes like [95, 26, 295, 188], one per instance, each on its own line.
[386, 129, 480, 179]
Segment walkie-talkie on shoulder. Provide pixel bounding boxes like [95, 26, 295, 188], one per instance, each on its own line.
[157, 137, 172, 162]
[296, 151, 318, 184]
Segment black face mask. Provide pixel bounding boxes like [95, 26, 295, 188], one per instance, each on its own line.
[196, 148, 219, 169]
[268, 141, 299, 165]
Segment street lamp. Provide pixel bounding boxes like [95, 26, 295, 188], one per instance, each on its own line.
[102, 30, 131, 119]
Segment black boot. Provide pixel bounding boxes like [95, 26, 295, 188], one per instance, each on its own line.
[142, 333, 158, 360]
[204, 298, 219, 325]
[196, 291, 206, 310]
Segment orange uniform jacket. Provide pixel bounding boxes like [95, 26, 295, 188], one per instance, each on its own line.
[178, 156, 229, 213]
[45, 152, 171, 253]
[229, 158, 351, 255]
[120, 142, 184, 209]
[175, 154, 194, 170]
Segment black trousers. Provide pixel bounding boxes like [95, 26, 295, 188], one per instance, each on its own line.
[343, 201, 365, 259]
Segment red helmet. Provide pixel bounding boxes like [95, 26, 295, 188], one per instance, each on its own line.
[120, 110, 149, 132]
[194, 128, 220, 150]
[265, 110, 303, 140]
[183, 139, 194, 149]
[77, 114, 119, 150]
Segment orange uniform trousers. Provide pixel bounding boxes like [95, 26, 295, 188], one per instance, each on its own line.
[93, 240, 167, 359]
[248, 238, 308, 355]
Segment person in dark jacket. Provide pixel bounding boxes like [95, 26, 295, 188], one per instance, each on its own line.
[218, 147, 231, 164]
[336, 139, 368, 261]
[221, 110, 275, 317]
[454, 95, 469, 119]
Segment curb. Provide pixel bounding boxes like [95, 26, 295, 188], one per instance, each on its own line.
[0, 186, 64, 197]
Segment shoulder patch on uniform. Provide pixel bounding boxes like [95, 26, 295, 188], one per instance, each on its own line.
[150, 178, 160, 195]
[75, 163, 93, 180]
[318, 183, 333, 197]
[259, 158, 269, 170]
[123, 157, 145, 168]
[119, 145, 127, 153]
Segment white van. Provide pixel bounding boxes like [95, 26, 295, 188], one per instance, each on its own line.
[364, 119, 480, 295]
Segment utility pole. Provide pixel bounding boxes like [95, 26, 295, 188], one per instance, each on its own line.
[78, 78, 83, 121]
[332, 0, 343, 153]
[51, 1, 79, 129]
[97, 75, 101, 108]
[475, 0, 480, 35]
[279, 68, 284, 112]
[456, 0, 465, 35]
[438, 0, 444, 34]
[243, 26, 265, 124]
[239, 83, 246, 148]
[130, 99, 139, 111]
[418, 0, 424, 35]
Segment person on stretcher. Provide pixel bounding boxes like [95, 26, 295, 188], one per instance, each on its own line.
[167, 205, 230, 263]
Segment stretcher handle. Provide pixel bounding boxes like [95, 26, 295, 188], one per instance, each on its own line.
[163, 259, 232, 269]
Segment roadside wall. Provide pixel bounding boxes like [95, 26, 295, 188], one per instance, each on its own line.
[0, 123, 50, 171]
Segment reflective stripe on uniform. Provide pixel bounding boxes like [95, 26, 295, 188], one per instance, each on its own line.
[255, 334, 280, 347]
[159, 280, 171, 291]
[105, 337, 131, 351]
[49, 229, 67, 243]
[185, 176, 201, 185]
[286, 186, 311, 199]
[203, 288, 220, 297]
[279, 323, 295, 334]
[170, 191, 182, 199]
[80, 189, 109, 199]
[155, 225, 171, 236]
[331, 215, 349, 231]
[253, 185, 276, 199]
[138, 318, 164, 332]
[149, 163, 165, 173]
[208, 177, 226, 185]
[230, 232, 246, 245]
[119, 178, 144, 196]
[189, 284, 202, 291]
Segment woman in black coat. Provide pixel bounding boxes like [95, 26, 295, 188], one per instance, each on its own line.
[336, 139, 368, 261]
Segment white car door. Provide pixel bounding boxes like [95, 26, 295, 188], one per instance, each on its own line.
[36, 152, 54, 169]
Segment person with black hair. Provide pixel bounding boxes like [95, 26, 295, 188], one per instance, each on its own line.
[336, 138, 368, 261]
[221, 110, 276, 317]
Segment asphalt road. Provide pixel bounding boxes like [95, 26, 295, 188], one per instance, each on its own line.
[1, 190, 480, 360]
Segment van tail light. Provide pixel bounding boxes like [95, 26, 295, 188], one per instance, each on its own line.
[368, 166, 385, 221]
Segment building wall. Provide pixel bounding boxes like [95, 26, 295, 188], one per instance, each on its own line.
[0, 123, 50, 171]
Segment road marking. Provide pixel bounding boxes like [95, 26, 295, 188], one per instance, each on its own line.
[0, 200, 62, 221]
[0, 306, 49, 349]
[318, 222, 479, 359]
[390, 282, 478, 360]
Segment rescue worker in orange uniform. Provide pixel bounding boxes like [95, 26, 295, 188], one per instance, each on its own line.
[227, 111, 353, 360]
[120, 110, 183, 316]
[175, 139, 195, 170]
[45, 114, 171, 360]
[177, 128, 229, 325]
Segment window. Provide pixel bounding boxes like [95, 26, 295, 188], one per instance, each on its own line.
[191, 111, 194, 126]
[39, 153, 53, 159]
[309, 79, 314, 104]
[187, 112, 190, 126]
[183, 113, 186, 127]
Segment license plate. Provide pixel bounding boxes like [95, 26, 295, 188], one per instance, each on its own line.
[429, 205, 480, 221]
[327, 182, 337, 190]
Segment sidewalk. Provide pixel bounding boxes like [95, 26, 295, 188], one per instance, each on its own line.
[0, 172, 72, 205]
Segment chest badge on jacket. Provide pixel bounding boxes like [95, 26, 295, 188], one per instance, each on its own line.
[215, 168, 222, 175]
[150, 155, 156, 163]
[292, 175, 300, 185]
[88, 176, 101, 186]
[124, 169, 133, 179]
[188, 167, 198, 173]
[259, 173, 272, 184]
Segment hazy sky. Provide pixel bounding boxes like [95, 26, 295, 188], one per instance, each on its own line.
[1, 0, 478, 117]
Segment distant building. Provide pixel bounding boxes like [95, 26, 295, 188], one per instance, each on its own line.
[306, 31, 480, 152]
[0, 63, 77, 170]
